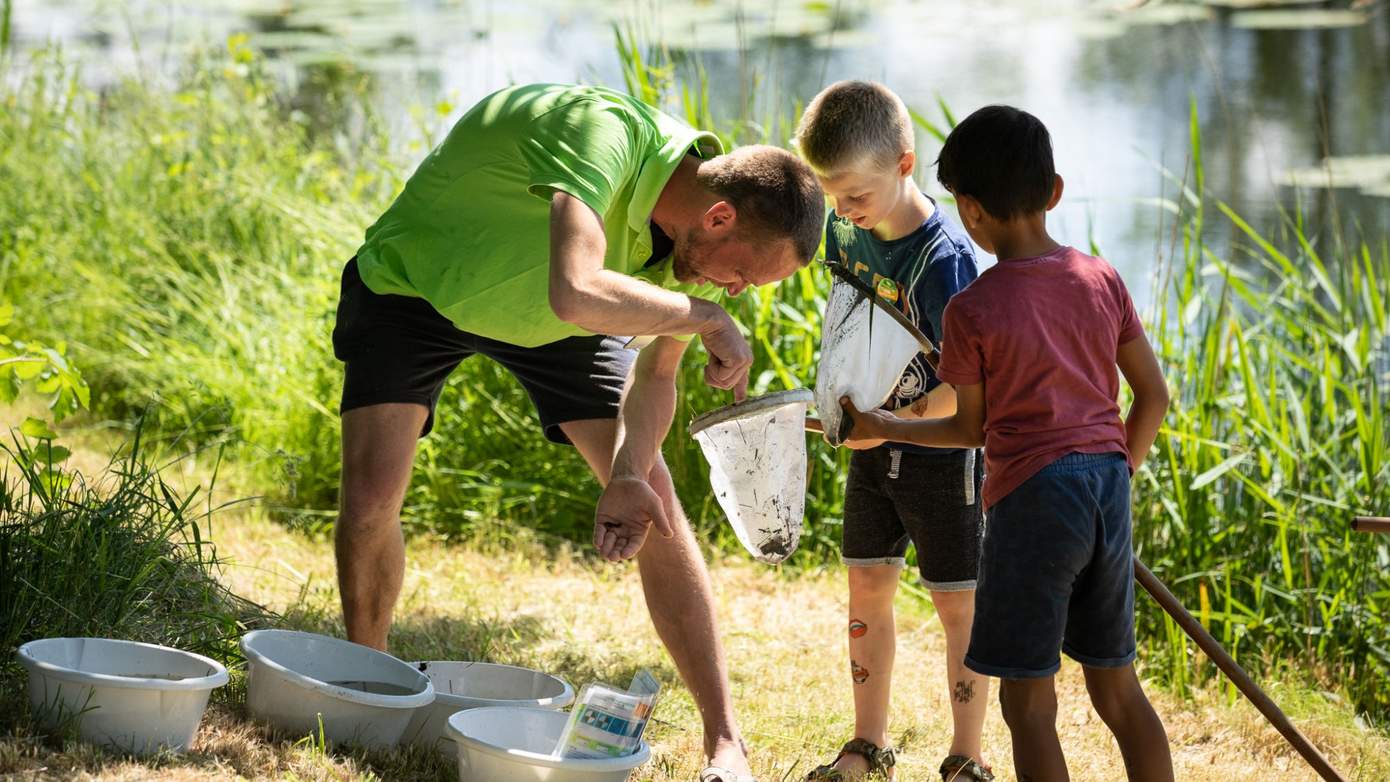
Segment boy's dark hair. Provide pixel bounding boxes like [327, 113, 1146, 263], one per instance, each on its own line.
[935, 105, 1055, 221]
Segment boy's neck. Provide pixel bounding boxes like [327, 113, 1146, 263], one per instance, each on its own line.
[989, 213, 1062, 262]
[871, 180, 934, 242]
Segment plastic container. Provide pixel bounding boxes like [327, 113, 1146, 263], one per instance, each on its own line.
[403, 661, 574, 757]
[17, 637, 228, 755]
[239, 629, 433, 748]
[446, 706, 650, 782]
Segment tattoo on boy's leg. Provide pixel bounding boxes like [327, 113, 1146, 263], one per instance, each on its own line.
[848, 619, 867, 638]
[953, 679, 975, 703]
[851, 660, 869, 684]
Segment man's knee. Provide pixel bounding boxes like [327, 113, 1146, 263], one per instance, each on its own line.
[339, 405, 423, 532]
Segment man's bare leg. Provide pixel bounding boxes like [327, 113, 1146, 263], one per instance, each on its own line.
[563, 418, 751, 776]
[337, 403, 427, 651]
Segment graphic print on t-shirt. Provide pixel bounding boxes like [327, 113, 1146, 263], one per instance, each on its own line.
[825, 205, 977, 424]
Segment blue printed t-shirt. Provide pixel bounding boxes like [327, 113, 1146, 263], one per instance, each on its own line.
[824, 198, 979, 454]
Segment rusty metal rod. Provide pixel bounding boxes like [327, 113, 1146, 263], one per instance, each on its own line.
[1352, 516, 1390, 534]
[1134, 559, 1346, 782]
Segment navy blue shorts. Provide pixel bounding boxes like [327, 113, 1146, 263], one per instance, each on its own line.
[965, 452, 1137, 679]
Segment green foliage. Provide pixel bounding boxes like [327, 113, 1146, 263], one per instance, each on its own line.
[0, 424, 271, 684]
[1133, 106, 1390, 722]
[0, 305, 89, 421]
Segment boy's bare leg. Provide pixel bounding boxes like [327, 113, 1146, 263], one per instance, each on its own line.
[931, 589, 988, 765]
[1082, 665, 1173, 782]
[832, 564, 900, 776]
[337, 403, 427, 651]
[999, 676, 1069, 782]
[562, 418, 751, 776]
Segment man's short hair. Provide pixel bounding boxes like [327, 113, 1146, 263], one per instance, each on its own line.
[793, 80, 914, 174]
[697, 145, 825, 263]
[936, 105, 1056, 221]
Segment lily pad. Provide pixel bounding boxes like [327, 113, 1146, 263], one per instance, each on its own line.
[1231, 9, 1367, 29]
[1281, 155, 1390, 199]
[1202, 0, 1325, 8]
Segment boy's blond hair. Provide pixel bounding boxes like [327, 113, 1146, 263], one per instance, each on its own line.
[794, 80, 914, 174]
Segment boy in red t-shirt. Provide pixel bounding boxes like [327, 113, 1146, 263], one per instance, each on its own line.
[841, 105, 1175, 782]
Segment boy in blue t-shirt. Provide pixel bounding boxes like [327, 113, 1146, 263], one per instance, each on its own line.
[795, 80, 991, 782]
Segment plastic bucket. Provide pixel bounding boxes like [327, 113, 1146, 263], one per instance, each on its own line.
[239, 629, 433, 748]
[17, 637, 228, 755]
[447, 706, 650, 782]
[403, 661, 574, 757]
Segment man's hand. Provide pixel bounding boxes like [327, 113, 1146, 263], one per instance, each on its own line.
[838, 397, 899, 450]
[594, 475, 676, 561]
[697, 303, 753, 402]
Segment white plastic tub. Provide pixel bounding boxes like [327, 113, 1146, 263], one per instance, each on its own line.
[239, 629, 433, 749]
[447, 706, 650, 782]
[17, 637, 228, 755]
[403, 661, 574, 757]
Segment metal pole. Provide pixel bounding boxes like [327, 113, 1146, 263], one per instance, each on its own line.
[1134, 559, 1347, 782]
[1352, 516, 1390, 534]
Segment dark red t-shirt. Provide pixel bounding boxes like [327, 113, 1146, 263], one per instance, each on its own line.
[936, 245, 1144, 509]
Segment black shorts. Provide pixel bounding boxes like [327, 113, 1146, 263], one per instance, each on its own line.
[841, 447, 984, 591]
[331, 258, 637, 444]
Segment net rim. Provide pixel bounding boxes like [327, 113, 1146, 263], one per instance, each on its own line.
[688, 388, 814, 437]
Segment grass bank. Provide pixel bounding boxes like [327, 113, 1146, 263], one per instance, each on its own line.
[1, 33, 1386, 727]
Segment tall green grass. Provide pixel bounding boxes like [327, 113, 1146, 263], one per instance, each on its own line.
[0, 425, 270, 682]
[2, 35, 1387, 722]
[1134, 107, 1390, 720]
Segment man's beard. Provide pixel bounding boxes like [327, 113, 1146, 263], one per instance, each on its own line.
[671, 227, 714, 284]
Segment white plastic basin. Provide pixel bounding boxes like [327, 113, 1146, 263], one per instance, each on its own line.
[17, 637, 228, 755]
[239, 629, 433, 749]
[447, 706, 650, 782]
[403, 661, 574, 757]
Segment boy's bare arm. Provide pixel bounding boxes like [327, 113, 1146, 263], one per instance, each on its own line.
[841, 382, 985, 449]
[901, 382, 958, 419]
[1116, 335, 1170, 470]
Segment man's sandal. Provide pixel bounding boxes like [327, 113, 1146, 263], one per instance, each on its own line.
[939, 754, 995, 781]
[701, 766, 757, 782]
[803, 738, 896, 780]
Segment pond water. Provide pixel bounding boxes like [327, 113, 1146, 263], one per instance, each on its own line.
[9, 0, 1390, 307]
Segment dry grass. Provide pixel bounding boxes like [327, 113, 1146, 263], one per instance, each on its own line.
[2, 422, 1388, 780]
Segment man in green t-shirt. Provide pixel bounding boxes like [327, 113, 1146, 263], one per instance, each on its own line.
[331, 83, 823, 781]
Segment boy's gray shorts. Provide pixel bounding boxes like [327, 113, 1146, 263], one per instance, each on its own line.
[841, 447, 984, 591]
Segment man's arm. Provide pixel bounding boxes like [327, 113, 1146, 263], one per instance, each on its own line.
[841, 381, 985, 450]
[593, 336, 687, 561]
[547, 192, 751, 398]
[1116, 335, 1169, 470]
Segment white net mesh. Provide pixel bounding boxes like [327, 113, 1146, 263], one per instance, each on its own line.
[814, 273, 923, 446]
[690, 390, 812, 564]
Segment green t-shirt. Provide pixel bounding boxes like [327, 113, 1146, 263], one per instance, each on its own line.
[354, 83, 726, 348]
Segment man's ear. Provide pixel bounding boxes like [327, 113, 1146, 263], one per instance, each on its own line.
[704, 200, 737, 234]
[1046, 174, 1065, 211]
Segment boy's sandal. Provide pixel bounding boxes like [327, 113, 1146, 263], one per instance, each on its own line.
[939, 754, 995, 782]
[701, 766, 757, 782]
[804, 738, 897, 780]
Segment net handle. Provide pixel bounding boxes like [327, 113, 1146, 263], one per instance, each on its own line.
[823, 261, 941, 372]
